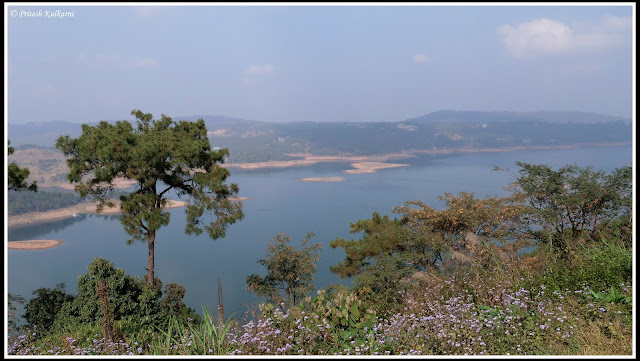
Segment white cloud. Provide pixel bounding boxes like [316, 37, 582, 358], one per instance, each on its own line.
[413, 53, 430, 64]
[498, 15, 631, 59]
[245, 64, 275, 76]
[497, 18, 573, 58]
[244, 64, 275, 85]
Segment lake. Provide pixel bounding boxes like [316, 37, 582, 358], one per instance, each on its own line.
[6, 145, 633, 320]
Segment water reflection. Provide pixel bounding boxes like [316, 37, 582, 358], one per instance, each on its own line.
[7, 213, 126, 242]
[8, 214, 88, 241]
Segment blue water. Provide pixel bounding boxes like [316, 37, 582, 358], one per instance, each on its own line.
[6, 145, 633, 319]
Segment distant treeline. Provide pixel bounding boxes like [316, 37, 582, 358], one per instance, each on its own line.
[13, 144, 58, 151]
[212, 120, 632, 162]
[8, 190, 84, 215]
[227, 151, 306, 163]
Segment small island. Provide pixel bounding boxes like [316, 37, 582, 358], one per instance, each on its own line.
[344, 161, 409, 174]
[8, 239, 64, 250]
[300, 177, 347, 182]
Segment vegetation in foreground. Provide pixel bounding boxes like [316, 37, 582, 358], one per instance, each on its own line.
[6, 157, 633, 355]
[8, 140, 38, 192]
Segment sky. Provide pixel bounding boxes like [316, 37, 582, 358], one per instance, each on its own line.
[4, 2, 635, 124]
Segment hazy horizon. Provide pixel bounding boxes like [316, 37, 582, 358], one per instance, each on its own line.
[4, 109, 633, 126]
[5, 3, 635, 125]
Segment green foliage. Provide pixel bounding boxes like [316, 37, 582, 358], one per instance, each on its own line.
[160, 283, 187, 316]
[247, 232, 322, 307]
[329, 211, 445, 308]
[253, 287, 378, 354]
[23, 283, 74, 336]
[330, 212, 415, 278]
[351, 252, 416, 313]
[590, 286, 631, 305]
[55, 110, 244, 284]
[395, 192, 526, 251]
[8, 140, 38, 192]
[595, 214, 633, 248]
[301, 289, 376, 348]
[151, 307, 235, 355]
[8, 190, 84, 215]
[159, 283, 199, 320]
[476, 304, 502, 317]
[8, 293, 27, 338]
[39, 258, 199, 346]
[514, 231, 632, 298]
[573, 237, 632, 290]
[331, 194, 527, 309]
[499, 163, 632, 261]
[53, 258, 163, 335]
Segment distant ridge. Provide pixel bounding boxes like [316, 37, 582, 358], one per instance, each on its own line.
[173, 115, 264, 126]
[172, 115, 265, 132]
[402, 110, 630, 124]
[8, 110, 632, 148]
[7, 115, 263, 147]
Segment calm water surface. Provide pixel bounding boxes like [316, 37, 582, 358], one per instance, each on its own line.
[6, 145, 633, 319]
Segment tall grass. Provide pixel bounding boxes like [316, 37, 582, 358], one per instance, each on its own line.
[149, 306, 235, 355]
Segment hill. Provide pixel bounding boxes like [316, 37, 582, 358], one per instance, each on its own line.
[402, 110, 631, 124]
[7, 110, 632, 169]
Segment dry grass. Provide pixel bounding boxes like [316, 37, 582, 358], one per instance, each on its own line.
[573, 318, 633, 355]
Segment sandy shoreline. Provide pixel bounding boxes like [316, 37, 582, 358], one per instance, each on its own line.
[300, 177, 346, 182]
[224, 152, 415, 170]
[7, 199, 188, 229]
[222, 142, 631, 171]
[8, 239, 64, 250]
[6, 198, 251, 250]
[5, 196, 251, 229]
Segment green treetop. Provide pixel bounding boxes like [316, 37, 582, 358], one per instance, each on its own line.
[247, 232, 322, 307]
[497, 162, 632, 264]
[55, 110, 244, 285]
[8, 140, 38, 192]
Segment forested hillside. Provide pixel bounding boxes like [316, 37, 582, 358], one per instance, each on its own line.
[8, 190, 84, 215]
[8, 110, 632, 163]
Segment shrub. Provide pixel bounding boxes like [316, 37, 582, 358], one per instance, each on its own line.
[23, 283, 74, 337]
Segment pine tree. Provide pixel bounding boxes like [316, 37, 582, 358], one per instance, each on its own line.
[56, 110, 244, 285]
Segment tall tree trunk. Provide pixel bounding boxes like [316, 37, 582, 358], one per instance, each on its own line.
[147, 230, 155, 286]
[98, 278, 115, 341]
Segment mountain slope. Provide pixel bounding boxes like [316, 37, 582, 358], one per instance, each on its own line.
[7, 110, 632, 163]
